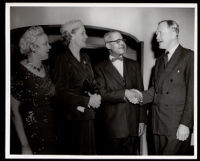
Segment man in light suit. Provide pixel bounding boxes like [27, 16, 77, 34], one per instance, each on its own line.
[134, 20, 194, 155]
[94, 31, 147, 155]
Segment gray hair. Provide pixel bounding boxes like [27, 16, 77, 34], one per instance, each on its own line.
[60, 20, 83, 45]
[104, 31, 121, 43]
[19, 26, 45, 55]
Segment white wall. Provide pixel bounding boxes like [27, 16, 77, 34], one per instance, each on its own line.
[139, 8, 194, 88]
[10, 6, 195, 89]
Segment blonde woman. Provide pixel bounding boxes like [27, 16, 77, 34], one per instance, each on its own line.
[52, 20, 101, 154]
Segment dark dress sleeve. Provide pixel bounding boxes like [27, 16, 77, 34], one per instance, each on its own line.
[53, 52, 90, 108]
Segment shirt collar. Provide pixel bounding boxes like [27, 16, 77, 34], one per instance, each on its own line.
[168, 44, 179, 54]
[166, 44, 179, 60]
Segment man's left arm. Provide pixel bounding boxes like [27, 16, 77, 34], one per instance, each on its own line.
[177, 51, 194, 141]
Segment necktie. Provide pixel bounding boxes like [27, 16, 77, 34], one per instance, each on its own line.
[111, 56, 123, 62]
[163, 51, 169, 67]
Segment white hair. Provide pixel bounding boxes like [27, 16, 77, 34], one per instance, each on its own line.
[19, 26, 44, 55]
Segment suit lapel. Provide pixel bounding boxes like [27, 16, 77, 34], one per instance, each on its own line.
[157, 45, 183, 86]
[123, 58, 131, 87]
[165, 45, 183, 73]
[105, 60, 125, 87]
[67, 48, 91, 79]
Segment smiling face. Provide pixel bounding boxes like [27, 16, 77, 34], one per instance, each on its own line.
[33, 34, 51, 60]
[105, 32, 127, 56]
[71, 26, 88, 48]
[156, 21, 177, 51]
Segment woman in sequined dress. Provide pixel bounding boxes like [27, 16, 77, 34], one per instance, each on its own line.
[11, 26, 57, 154]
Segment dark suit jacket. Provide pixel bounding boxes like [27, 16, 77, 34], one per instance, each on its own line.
[94, 57, 147, 138]
[142, 45, 194, 136]
[52, 43, 96, 120]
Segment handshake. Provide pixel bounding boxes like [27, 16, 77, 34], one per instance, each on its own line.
[125, 89, 143, 104]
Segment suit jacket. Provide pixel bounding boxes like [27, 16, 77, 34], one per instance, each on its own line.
[94, 56, 147, 138]
[52, 43, 96, 120]
[142, 45, 194, 136]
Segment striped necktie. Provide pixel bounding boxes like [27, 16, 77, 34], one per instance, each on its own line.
[163, 51, 169, 67]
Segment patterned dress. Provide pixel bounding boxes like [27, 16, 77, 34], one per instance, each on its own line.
[11, 63, 57, 154]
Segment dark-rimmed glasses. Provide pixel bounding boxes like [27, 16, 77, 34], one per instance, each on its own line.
[105, 39, 126, 44]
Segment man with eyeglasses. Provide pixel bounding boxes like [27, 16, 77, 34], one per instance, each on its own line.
[94, 31, 147, 155]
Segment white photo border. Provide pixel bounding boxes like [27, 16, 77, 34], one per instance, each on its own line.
[5, 2, 198, 159]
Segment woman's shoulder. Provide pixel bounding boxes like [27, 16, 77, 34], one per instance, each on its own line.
[12, 60, 27, 75]
[20, 59, 27, 67]
[18, 59, 33, 75]
[11, 61, 26, 97]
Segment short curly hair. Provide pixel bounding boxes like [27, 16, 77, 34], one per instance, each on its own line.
[61, 30, 72, 45]
[19, 26, 45, 55]
[60, 20, 83, 45]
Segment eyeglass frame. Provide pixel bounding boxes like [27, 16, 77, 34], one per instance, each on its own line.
[105, 39, 126, 44]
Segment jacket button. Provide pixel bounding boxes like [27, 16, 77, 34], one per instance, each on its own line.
[166, 92, 169, 94]
[170, 79, 173, 82]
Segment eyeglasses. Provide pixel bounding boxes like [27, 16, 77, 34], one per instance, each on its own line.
[106, 39, 126, 44]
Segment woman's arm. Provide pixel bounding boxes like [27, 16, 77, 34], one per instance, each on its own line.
[11, 95, 32, 154]
[53, 53, 90, 107]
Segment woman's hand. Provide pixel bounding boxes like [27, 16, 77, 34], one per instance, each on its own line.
[88, 93, 101, 109]
[77, 106, 85, 112]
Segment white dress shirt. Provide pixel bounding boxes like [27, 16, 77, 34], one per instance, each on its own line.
[167, 44, 179, 61]
[109, 55, 124, 77]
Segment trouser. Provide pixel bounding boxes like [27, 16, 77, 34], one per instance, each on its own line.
[153, 133, 192, 155]
[107, 135, 139, 155]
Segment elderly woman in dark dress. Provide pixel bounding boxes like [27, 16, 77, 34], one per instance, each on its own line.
[11, 26, 57, 154]
[52, 20, 101, 154]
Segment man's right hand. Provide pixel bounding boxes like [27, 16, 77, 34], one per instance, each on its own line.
[125, 89, 143, 104]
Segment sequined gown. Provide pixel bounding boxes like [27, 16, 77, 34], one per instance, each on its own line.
[11, 64, 57, 154]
